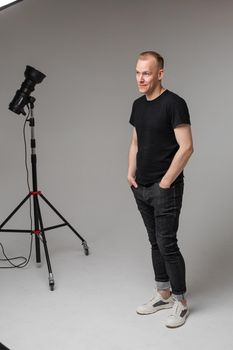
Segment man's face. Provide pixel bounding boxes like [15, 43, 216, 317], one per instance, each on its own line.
[136, 56, 164, 96]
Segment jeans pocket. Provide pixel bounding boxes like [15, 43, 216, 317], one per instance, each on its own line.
[158, 184, 173, 191]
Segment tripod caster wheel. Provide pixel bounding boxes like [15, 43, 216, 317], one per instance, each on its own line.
[82, 241, 89, 256]
[49, 282, 55, 291]
[49, 275, 55, 291]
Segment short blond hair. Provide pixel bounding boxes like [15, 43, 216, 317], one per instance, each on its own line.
[139, 51, 164, 69]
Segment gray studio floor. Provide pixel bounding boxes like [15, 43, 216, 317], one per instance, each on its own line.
[1, 226, 233, 350]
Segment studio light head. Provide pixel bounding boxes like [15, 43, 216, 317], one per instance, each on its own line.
[9, 65, 46, 116]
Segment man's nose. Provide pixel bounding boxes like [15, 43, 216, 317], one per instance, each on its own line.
[139, 74, 144, 82]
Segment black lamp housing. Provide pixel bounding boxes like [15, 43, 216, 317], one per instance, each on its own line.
[9, 65, 46, 116]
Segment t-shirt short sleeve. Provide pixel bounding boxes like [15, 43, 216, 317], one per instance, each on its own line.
[129, 102, 136, 126]
[170, 98, 191, 129]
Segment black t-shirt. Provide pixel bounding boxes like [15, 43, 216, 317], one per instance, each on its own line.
[129, 89, 191, 185]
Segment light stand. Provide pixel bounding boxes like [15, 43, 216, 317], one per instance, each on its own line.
[0, 97, 89, 291]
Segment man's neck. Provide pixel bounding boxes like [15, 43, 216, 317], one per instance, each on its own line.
[146, 86, 165, 101]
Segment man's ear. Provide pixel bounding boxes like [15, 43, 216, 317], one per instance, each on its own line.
[158, 69, 164, 81]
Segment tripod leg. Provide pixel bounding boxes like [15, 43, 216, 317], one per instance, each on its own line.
[0, 193, 31, 229]
[39, 193, 89, 255]
[35, 196, 55, 291]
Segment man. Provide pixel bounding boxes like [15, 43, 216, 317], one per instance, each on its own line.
[128, 51, 193, 328]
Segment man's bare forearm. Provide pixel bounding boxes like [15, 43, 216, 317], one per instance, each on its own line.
[160, 146, 193, 187]
[127, 142, 138, 185]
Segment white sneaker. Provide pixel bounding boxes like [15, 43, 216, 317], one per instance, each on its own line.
[165, 299, 189, 328]
[136, 289, 174, 315]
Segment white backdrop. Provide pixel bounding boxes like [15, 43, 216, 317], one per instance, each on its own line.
[0, 1, 233, 348]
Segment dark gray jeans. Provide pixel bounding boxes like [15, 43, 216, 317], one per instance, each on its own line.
[131, 180, 186, 300]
